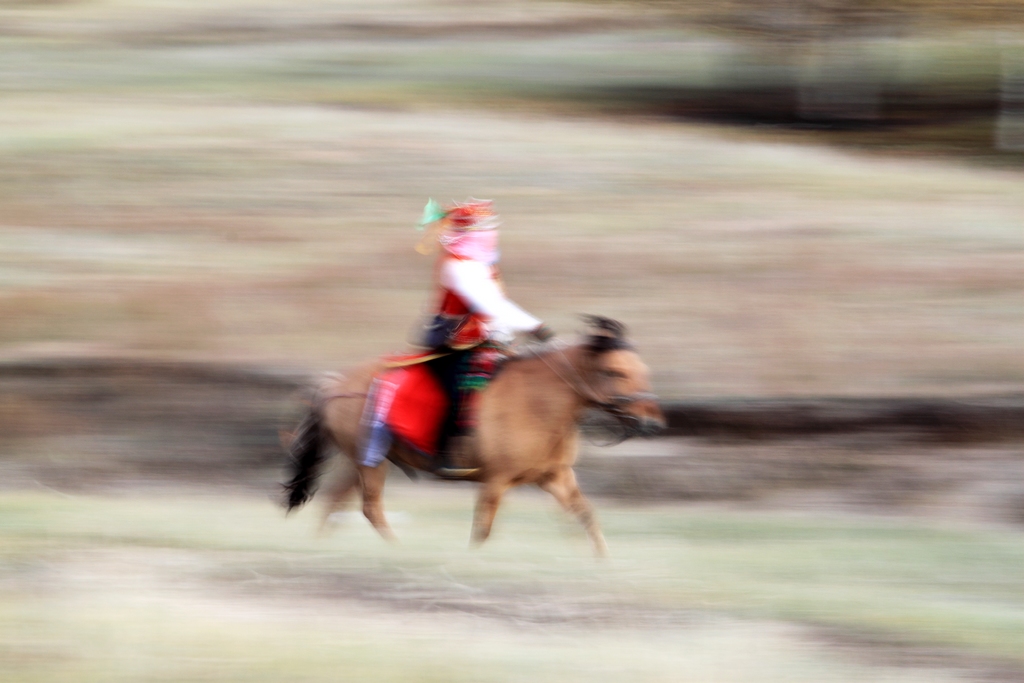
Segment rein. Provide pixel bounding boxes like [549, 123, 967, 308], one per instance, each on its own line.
[535, 341, 656, 416]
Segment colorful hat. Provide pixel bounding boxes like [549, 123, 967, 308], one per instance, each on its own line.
[445, 199, 500, 231]
[416, 198, 501, 256]
[418, 198, 499, 231]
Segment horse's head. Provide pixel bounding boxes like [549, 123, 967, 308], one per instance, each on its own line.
[579, 315, 666, 438]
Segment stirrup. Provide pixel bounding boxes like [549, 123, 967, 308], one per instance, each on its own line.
[432, 453, 479, 479]
[432, 464, 480, 479]
[432, 458, 479, 481]
[431, 435, 478, 479]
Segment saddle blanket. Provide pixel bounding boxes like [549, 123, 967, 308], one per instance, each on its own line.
[361, 363, 447, 465]
[359, 346, 505, 467]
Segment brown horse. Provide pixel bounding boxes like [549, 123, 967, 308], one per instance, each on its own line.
[282, 316, 664, 556]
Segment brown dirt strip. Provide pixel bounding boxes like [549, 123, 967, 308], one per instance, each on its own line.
[3, 356, 1023, 442]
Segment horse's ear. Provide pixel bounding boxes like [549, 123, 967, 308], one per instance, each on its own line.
[581, 315, 630, 353]
[580, 315, 627, 340]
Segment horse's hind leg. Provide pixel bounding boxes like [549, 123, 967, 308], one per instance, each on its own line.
[358, 464, 396, 542]
[318, 464, 361, 534]
[470, 480, 509, 547]
[539, 467, 608, 558]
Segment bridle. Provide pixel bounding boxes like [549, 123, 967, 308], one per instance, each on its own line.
[536, 340, 657, 425]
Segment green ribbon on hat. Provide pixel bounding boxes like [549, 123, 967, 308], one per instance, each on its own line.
[417, 198, 447, 230]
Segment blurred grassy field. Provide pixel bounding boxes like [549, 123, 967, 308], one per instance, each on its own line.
[1, 0, 1023, 398]
[0, 485, 1021, 683]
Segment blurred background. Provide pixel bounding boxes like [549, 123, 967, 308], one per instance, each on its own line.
[1, 1, 1022, 682]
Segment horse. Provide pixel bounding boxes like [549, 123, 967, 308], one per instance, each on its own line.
[281, 316, 665, 557]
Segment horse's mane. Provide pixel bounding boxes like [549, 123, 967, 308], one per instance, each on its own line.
[509, 339, 573, 361]
[510, 315, 632, 362]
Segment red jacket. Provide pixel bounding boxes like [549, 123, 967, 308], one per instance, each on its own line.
[430, 253, 497, 349]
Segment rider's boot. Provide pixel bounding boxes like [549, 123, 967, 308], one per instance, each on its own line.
[433, 435, 479, 479]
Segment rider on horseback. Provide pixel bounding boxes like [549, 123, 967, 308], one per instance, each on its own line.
[416, 198, 554, 477]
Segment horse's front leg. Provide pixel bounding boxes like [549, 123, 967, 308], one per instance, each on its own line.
[470, 480, 509, 547]
[358, 463, 396, 542]
[539, 466, 608, 558]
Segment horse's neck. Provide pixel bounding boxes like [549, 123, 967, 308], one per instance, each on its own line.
[546, 343, 589, 391]
[511, 344, 590, 422]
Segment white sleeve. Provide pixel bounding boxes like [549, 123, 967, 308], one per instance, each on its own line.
[440, 259, 541, 335]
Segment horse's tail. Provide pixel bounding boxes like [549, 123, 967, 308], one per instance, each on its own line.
[282, 405, 328, 513]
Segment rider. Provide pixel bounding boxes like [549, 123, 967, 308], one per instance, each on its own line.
[416, 198, 554, 477]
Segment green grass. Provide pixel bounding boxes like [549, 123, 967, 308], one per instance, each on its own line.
[0, 487, 1021, 681]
